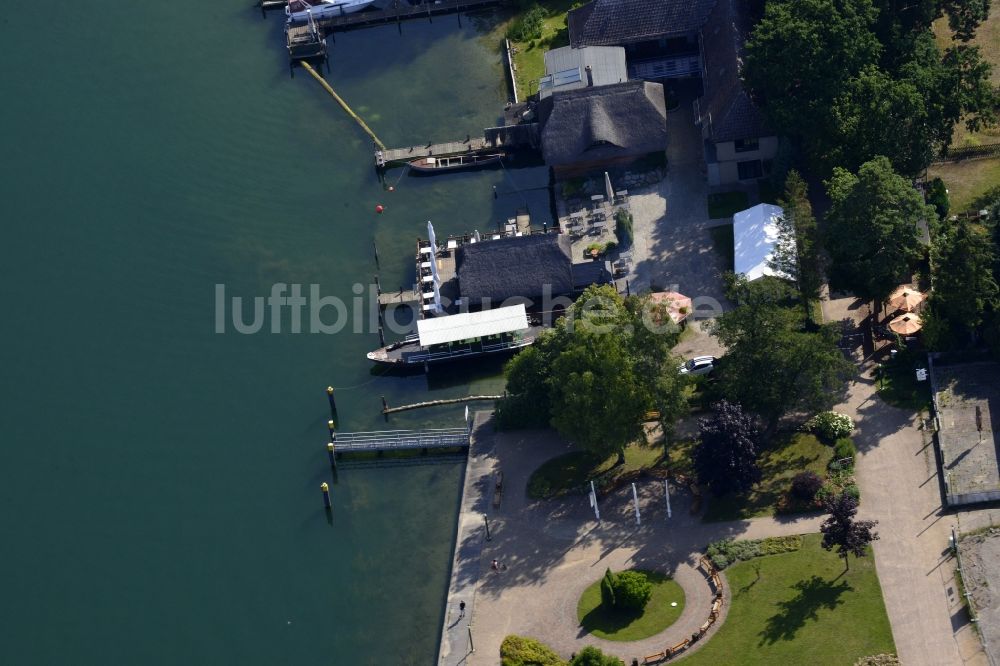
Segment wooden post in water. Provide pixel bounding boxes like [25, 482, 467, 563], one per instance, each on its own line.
[381, 395, 388, 411]
[321, 482, 332, 509]
[326, 386, 338, 419]
[373, 240, 380, 267]
[378, 326, 386, 347]
[328, 419, 337, 441]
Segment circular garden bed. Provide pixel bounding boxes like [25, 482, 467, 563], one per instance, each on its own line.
[577, 569, 686, 641]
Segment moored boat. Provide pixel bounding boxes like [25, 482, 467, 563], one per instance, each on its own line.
[286, 0, 375, 23]
[409, 153, 503, 173]
[367, 305, 538, 366]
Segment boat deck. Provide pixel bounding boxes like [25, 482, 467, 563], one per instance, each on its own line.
[367, 326, 542, 365]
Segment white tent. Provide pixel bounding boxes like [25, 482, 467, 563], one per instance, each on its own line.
[416, 305, 529, 347]
[732, 203, 789, 282]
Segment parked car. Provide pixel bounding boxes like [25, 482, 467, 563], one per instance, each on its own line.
[679, 355, 716, 376]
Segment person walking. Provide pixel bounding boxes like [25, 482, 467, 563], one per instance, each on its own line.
[458, 601, 466, 619]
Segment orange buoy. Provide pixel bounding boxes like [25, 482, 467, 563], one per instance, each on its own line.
[375, 204, 384, 214]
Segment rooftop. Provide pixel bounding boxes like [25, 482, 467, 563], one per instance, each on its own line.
[568, 0, 717, 47]
[733, 203, 788, 281]
[537, 80, 667, 167]
[416, 304, 530, 346]
[457, 234, 574, 305]
[540, 46, 627, 99]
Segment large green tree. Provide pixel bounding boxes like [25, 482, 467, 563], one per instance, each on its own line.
[824, 156, 933, 305]
[931, 218, 999, 341]
[745, 0, 999, 175]
[710, 277, 854, 433]
[499, 286, 688, 462]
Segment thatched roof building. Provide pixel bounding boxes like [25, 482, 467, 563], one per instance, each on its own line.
[455, 234, 610, 306]
[537, 80, 667, 173]
[568, 0, 716, 47]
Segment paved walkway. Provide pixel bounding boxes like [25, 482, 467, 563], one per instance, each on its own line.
[448, 423, 824, 665]
[836, 368, 987, 666]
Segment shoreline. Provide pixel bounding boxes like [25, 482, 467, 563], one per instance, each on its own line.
[437, 411, 497, 664]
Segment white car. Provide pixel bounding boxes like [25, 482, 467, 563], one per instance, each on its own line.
[679, 356, 716, 376]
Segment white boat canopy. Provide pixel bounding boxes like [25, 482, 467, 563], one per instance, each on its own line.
[417, 304, 529, 347]
[732, 203, 791, 282]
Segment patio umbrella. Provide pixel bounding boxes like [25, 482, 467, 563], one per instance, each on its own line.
[605, 171, 614, 202]
[650, 291, 693, 324]
[888, 312, 922, 335]
[888, 285, 925, 313]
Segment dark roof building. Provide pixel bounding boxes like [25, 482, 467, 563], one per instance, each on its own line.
[455, 234, 609, 305]
[696, 0, 766, 142]
[568, 0, 716, 47]
[537, 80, 667, 170]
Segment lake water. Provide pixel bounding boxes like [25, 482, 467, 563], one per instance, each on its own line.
[0, 3, 549, 662]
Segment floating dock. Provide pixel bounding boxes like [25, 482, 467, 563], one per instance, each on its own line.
[376, 123, 539, 169]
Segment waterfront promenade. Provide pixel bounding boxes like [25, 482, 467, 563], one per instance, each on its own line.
[438, 412, 497, 665]
[437, 416, 825, 664]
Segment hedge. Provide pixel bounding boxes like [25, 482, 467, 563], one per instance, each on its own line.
[706, 535, 803, 570]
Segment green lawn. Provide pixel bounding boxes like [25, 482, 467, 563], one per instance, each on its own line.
[527, 441, 665, 498]
[708, 224, 735, 272]
[708, 191, 750, 219]
[504, 0, 579, 100]
[676, 534, 896, 666]
[878, 354, 932, 413]
[703, 434, 831, 522]
[577, 571, 686, 641]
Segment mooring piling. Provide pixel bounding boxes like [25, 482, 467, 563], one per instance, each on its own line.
[373, 240, 380, 267]
[326, 386, 338, 418]
[327, 441, 338, 469]
[328, 419, 337, 442]
[381, 395, 388, 411]
[378, 326, 386, 347]
[321, 482, 332, 509]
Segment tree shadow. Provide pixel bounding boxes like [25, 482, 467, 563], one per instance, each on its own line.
[758, 575, 851, 645]
[578, 604, 643, 637]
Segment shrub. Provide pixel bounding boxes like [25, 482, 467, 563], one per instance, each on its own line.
[614, 209, 634, 248]
[833, 437, 857, 462]
[706, 535, 802, 570]
[790, 471, 824, 501]
[500, 634, 567, 666]
[926, 178, 949, 220]
[570, 646, 623, 666]
[600, 568, 617, 608]
[804, 411, 854, 442]
[843, 483, 861, 501]
[854, 654, 900, 666]
[612, 570, 652, 611]
[507, 5, 547, 42]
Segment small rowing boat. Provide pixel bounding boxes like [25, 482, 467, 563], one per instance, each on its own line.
[409, 153, 503, 173]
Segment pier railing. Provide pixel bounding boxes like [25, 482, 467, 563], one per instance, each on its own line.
[333, 427, 471, 453]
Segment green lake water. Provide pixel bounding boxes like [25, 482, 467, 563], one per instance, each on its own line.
[0, 3, 549, 663]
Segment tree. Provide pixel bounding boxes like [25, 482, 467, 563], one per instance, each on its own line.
[791, 471, 824, 502]
[821, 492, 879, 570]
[829, 67, 933, 175]
[600, 568, 617, 608]
[710, 277, 854, 433]
[570, 646, 623, 666]
[824, 156, 933, 306]
[931, 218, 999, 340]
[499, 286, 688, 463]
[694, 400, 762, 496]
[743, 0, 881, 170]
[611, 570, 653, 611]
[770, 170, 823, 322]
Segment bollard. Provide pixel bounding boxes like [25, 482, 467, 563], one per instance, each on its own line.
[381, 395, 388, 411]
[327, 441, 338, 469]
[328, 419, 336, 441]
[326, 386, 338, 418]
[373, 240, 380, 267]
[378, 326, 386, 347]
[321, 482, 332, 509]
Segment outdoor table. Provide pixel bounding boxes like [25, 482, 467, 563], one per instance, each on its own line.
[447, 239, 458, 250]
[591, 194, 605, 203]
[420, 246, 434, 255]
[420, 261, 432, 269]
[421, 275, 433, 283]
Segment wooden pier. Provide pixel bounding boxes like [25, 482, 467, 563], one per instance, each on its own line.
[377, 287, 420, 307]
[332, 427, 471, 454]
[314, 0, 503, 33]
[376, 137, 489, 168]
